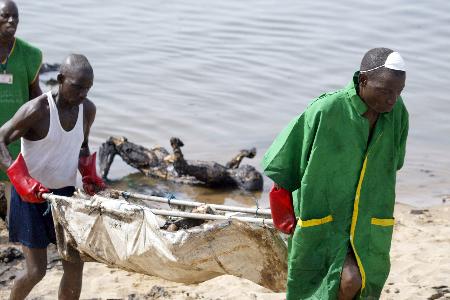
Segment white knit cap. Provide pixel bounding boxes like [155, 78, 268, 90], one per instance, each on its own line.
[360, 51, 406, 73]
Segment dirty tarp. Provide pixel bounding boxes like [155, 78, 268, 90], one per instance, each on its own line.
[50, 195, 287, 291]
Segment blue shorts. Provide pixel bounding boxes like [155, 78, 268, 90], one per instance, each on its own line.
[9, 186, 75, 248]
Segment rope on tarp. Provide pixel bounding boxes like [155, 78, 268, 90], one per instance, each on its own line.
[42, 199, 52, 216]
[166, 193, 176, 208]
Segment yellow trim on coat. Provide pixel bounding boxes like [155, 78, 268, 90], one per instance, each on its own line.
[371, 218, 395, 226]
[1, 38, 16, 64]
[349, 156, 368, 290]
[349, 132, 385, 295]
[298, 215, 333, 227]
[30, 55, 43, 85]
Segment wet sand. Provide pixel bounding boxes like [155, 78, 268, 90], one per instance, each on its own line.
[0, 202, 448, 300]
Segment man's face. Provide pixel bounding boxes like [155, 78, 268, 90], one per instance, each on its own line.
[58, 71, 93, 106]
[359, 70, 406, 113]
[0, 1, 19, 40]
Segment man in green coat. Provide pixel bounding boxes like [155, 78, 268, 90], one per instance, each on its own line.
[0, 0, 42, 220]
[262, 48, 408, 299]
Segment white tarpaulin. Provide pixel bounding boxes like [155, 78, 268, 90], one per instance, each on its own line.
[50, 194, 287, 291]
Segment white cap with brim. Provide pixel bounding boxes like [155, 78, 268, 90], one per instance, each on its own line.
[360, 51, 406, 73]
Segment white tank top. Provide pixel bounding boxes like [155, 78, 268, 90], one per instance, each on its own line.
[21, 91, 84, 189]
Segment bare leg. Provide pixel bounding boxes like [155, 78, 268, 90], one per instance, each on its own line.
[338, 250, 362, 300]
[9, 246, 47, 300]
[59, 252, 84, 300]
[5, 182, 11, 225]
[0, 182, 6, 221]
[225, 148, 256, 169]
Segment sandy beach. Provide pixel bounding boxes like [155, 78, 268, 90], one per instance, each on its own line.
[0, 201, 448, 300]
[0, 0, 448, 299]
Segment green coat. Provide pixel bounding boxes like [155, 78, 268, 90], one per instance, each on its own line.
[0, 37, 42, 180]
[262, 72, 408, 299]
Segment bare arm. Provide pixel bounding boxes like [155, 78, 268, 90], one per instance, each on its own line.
[29, 74, 43, 100]
[77, 99, 105, 194]
[79, 99, 97, 159]
[0, 95, 47, 172]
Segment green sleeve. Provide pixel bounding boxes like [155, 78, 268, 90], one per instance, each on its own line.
[24, 42, 42, 85]
[261, 114, 313, 192]
[397, 108, 409, 170]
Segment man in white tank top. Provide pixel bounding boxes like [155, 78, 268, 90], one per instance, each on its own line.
[0, 54, 105, 300]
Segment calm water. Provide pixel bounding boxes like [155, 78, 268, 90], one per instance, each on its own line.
[15, 0, 450, 207]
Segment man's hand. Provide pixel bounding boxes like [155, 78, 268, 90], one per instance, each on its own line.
[79, 152, 106, 195]
[7, 153, 49, 203]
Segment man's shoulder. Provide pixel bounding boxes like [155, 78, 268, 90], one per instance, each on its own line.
[29, 94, 50, 113]
[14, 94, 49, 124]
[15, 37, 42, 57]
[395, 96, 407, 111]
[305, 88, 347, 116]
[391, 96, 409, 124]
[390, 96, 408, 117]
[82, 98, 97, 122]
[289, 89, 347, 129]
[83, 98, 96, 112]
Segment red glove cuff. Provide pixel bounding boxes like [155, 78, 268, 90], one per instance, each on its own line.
[269, 183, 296, 234]
[79, 152, 106, 195]
[6, 153, 49, 203]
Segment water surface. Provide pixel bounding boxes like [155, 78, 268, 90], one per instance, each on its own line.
[16, 0, 450, 207]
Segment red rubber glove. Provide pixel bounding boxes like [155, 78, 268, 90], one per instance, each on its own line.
[79, 152, 106, 196]
[6, 153, 50, 203]
[269, 183, 296, 234]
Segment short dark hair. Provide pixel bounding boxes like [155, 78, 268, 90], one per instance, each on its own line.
[360, 48, 405, 78]
[0, 0, 18, 8]
[60, 54, 94, 78]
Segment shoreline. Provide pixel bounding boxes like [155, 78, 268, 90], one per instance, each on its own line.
[0, 202, 449, 299]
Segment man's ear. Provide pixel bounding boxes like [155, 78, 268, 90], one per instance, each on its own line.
[358, 73, 368, 87]
[57, 73, 64, 84]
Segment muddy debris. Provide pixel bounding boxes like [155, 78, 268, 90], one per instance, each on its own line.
[428, 285, 450, 300]
[0, 247, 23, 263]
[161, 205, 218, 231]
[127, 285, 172, 299]
[410, 209, 429, 215]
[161, 216, 205, 231]
[166, 224, 178, 232]
[39, 63, 60, 74]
